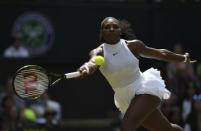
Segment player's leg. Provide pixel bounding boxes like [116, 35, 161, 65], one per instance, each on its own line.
[120, 94, 161, 131]
[142, 108, 183, 131]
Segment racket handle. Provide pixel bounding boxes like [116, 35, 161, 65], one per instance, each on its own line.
[64, 72, 81, 79]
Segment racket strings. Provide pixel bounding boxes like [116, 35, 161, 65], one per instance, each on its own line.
[14, 69, 49, 100]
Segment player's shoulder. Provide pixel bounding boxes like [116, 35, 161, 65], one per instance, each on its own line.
[126, 39, 145, 49]
[126, 39, 144, 45]
[90, 45, 103, 56]
[126, 39, 146, 56]
[96, 45, 103, 56]
[96, 44, 103, 52]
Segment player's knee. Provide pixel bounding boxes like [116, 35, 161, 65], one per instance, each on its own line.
[160, 124, 183, 131]
[171, 124, 183, 131]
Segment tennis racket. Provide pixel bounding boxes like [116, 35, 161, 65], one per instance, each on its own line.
[12, 65, 81, 101]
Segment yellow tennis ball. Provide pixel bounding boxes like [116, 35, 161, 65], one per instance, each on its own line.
[95, 56, 105, 65]
[24, 108, 37, 122]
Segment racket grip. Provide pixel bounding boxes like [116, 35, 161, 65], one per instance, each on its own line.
[64, 72, 81, 79]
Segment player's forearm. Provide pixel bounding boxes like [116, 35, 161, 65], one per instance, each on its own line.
[85, 61, 99, 74]
[83, 46, 103, 74]
[84, 50, 99, 74]
[159, 49, 186, 63]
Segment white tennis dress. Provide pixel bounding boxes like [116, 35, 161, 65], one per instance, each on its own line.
[99, 39, 170, 113]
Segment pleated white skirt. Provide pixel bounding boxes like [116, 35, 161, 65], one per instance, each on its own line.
[114, 68, 171, 113]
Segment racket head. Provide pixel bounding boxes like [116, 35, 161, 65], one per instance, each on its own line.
[12, 65, 50, 101]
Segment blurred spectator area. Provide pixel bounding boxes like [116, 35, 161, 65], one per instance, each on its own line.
[0, 0, 200, 63]
[0, 1, 201, 131]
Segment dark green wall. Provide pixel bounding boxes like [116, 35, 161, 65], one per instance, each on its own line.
[1, 2, 201, 63]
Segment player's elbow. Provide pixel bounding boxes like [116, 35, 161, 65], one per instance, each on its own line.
[159, 49, 173, 61]
[160, 49, 169, 56]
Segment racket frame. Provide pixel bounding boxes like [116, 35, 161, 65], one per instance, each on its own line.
[12, 65, 50, 101]
[12, 65, 81, 101]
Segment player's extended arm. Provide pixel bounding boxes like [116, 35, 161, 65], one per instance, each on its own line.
[79, 45, 103, 77]
[127, 40, 196, 63]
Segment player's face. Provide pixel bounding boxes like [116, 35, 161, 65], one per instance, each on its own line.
[101, 18, 121, 44]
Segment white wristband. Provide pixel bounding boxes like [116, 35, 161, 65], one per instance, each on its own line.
[183, 54, 187, 62]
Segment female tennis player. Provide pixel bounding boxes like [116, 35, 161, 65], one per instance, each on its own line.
[78, 17, 196, 131]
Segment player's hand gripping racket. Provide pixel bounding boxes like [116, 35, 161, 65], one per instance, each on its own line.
[12, 65, 81, 101]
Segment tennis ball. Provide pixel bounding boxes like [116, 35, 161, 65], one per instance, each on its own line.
[95, 55, 105, 65]
[24, 108, 37, 122]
